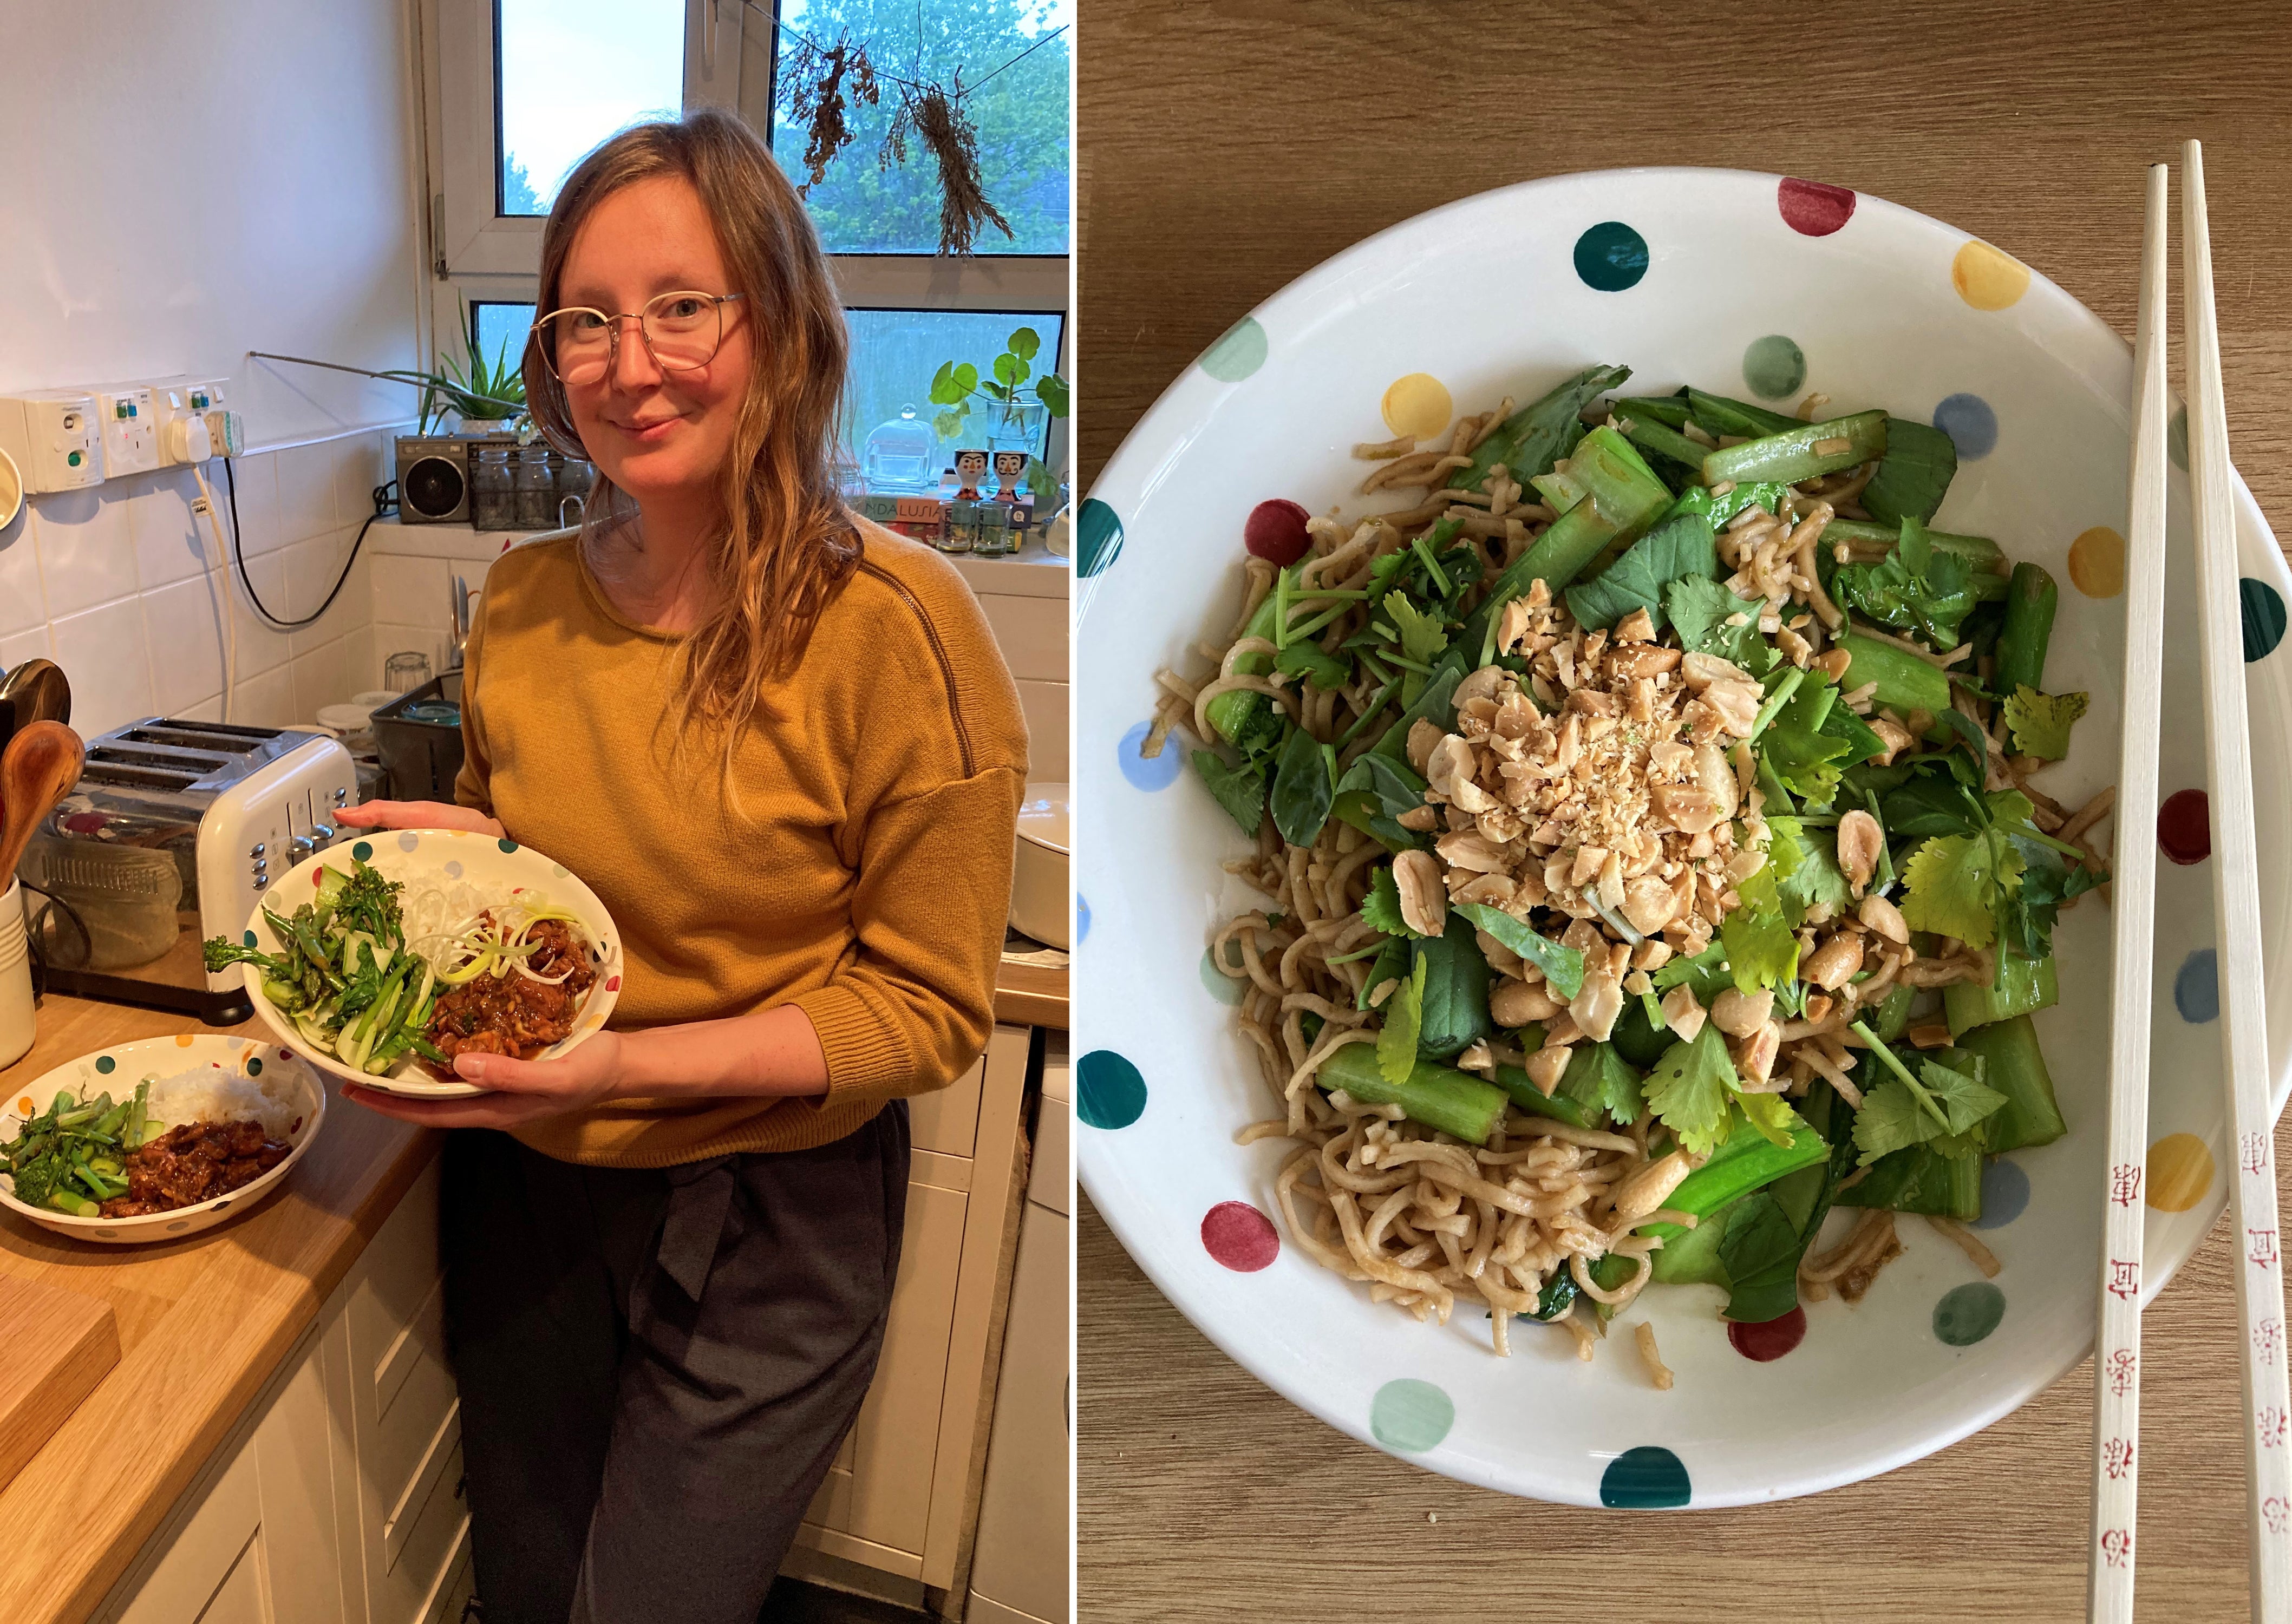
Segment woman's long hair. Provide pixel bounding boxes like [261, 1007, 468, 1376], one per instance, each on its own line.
[524, 109, 859, 763]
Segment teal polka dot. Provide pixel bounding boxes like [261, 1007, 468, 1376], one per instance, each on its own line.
[1933, 1281, 2006, 1346]
[243, 929, 258, 948]
[1369, 1378, 1453, 1452]
[94, 1055, 116, 1075]
[246, 1057, 263, 1076]
[2170, 404, 2189, 472]
[1600, 1445, 1691, 1508]
[1077, 1050, 1146, 1129]
[1200, 947, 1247, 1005]
[2176, 948, 2219, 1024]
[1078, 497, 1124, 578]
[351, 841, 373, 861]
[2242, 578, 2286, 662]
[1573, 221, 1649, 292]
[1741, 335, 1805, 400]
[498, 839, 519, 853]
[1198, 316, 1268, 383]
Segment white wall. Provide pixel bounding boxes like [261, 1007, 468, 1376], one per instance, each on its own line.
[0, 0, 422, 736]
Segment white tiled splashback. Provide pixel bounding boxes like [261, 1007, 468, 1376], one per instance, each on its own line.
[0, 426, 408, 737]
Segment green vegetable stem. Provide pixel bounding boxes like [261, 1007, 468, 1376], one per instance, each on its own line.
[1994, 562, 2058, 696]
[1315, 1043, 1509, 1145]
[1700, 410, 1887, 488]
[1954, 1014, 2066, 1152]
[1834, 628, 1951, 714]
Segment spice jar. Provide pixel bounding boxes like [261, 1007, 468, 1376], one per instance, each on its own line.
[512, 447, 557, 530]
[469, 445, 514, 531]
[939, 498, 977, 554]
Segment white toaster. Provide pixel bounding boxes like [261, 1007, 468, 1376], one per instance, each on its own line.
[21, 717, 357, 1024]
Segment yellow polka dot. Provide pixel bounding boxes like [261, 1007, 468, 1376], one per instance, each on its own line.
[1381, 373, 1453, 442]
[1952, 240, 2030, 311]
[2148, 1132, 2216, 1213]
[2068, 526, 2127, 598]
[15, 1097, 30, 1117]
[175, 1032, 195, 1047]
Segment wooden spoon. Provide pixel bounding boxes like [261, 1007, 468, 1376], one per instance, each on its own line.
[0, 722, 87, 888]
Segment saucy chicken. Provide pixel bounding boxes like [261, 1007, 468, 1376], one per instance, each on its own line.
[98, 1118, 293, 1217]
[423, 915, 598, 1077]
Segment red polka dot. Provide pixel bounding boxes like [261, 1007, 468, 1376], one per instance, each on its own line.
[2159, 788, 2211, 865]
[1201, 1201, 1280, 1272]
[1778, 178, 1855, 237]
[1244, 499, 1312, 566]
[604, 975, 622, 992]
[1727, 1305, 1807, 1361]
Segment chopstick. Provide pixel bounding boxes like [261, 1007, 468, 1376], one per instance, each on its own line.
[2088, 159, 2171, 1624]
[2183, 136, 2292, 1619]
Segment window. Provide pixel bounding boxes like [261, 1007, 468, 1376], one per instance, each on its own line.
[422, 0, 1069, 486]
[770, 0, 1071, 256]
[497, 0, 687, 216]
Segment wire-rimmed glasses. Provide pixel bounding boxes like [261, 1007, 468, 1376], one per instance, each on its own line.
[532, 291, 745, 386]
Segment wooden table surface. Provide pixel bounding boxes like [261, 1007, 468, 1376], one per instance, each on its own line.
[0, 994, 436, 1623]
[1077, 4, 2292, 1619]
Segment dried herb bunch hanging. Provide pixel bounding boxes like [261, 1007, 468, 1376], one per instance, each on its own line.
[772, 28, 1020, 257]
[884, 78, 1012, 257]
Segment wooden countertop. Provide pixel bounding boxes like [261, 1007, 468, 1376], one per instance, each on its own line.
[0, 957, 1060, 1621]
[1078, 4, 2292, 1619]
[0, 995, 437, 1624]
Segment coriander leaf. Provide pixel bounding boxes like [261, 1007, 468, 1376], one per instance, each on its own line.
[1562, 511, 1718, 632]
[1826, 515, 1980, 646]
[1899, 830, 2021, 950]
[2002, 684, 2089, 761]
[1356, 936, 1411, 1012]
[1653, 939, 1733, 1001]
[1190, 750, 1266, 836]
[1452, 901, 1586, 1000]
[1735, 1089, 1808, 1151]
[1376, 957, 1427, 1086]
[1644, 1021, 1739, 1157]
[1666, 575, 1779, 677]
[1360, 866, 1425, 939]
[1919, 1056, 2008, 1135]
[1383, 591, 1451, 667]
[1852, 1079, 1944, 1167]
[1768, 816, 1852, 925]
[1558, 1042, 1644, 1128]
[1718, 1190, 1803, 1323]
[1997, 831, 2104, 961]
[1759, 679, 1856, 802]
[1719, 860, 1799, 993]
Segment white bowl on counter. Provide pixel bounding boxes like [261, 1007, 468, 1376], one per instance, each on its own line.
[1011, 783, 1070, 948]
[0, 1034, 325, 1245]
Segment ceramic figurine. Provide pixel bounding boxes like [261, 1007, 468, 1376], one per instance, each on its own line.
[952, 448, 989, 500]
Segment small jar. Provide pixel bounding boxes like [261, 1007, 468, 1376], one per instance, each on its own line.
[939, 498, 978, 554]
[512, 448, 557, 531]
[553, 456, 595, 527]
[469, 445, 514, 531]
[975, 499, 1013, 556]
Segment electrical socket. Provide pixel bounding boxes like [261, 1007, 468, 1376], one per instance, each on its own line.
[92, 385, 159, 476]
[0, 391, 106, 492]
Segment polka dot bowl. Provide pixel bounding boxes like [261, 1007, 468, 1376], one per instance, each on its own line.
[1076, 168, 2292, 1508]
[234, 828, 625, 1099]
[0, 1036, 325, 1245]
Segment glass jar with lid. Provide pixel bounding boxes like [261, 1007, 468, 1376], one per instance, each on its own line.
[469, 445, 514, 531]
[553, 455, 595, 526]
[513, 447, 557, 530]
[861, 405, 936, 494]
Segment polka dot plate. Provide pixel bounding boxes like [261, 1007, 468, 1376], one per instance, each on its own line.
[234, 828, 625, 1099]
[0, 1035, 325, 1245]
[1075, 168, 2292, 1507]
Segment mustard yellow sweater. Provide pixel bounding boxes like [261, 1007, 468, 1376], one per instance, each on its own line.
[452, 523, 1028, 1167]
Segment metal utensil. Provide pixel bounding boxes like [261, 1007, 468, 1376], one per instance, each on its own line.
[0, 659, 70, 729]
[0, 722, 86, 889]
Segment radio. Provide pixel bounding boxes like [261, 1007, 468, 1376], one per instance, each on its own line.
[394, 434, 518, 525]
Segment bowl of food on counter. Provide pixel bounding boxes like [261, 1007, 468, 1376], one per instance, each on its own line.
[0, 1035, 324, 1243]
[204, 829, 624, 1099]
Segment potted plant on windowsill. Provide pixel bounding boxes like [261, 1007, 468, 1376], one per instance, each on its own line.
[928, 325, 1069, 473]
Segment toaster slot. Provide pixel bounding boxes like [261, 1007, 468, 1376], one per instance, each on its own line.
[80, 763, 204, 793]
[88, 744, 232, 774]
[125, 721, 285, 751]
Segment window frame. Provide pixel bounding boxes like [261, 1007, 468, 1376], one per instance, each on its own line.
[418, 0, 1070, 471]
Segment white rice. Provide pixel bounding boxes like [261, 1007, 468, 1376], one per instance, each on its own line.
[133, 1065, 306, 1140]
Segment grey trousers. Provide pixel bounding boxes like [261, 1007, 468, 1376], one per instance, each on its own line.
[440, 1105, 910, 1624]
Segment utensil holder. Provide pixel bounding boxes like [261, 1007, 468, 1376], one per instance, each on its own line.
[0, 880, 34, 1072]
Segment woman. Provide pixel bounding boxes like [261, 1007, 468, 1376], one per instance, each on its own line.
[338, 109, 1028, 1624]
